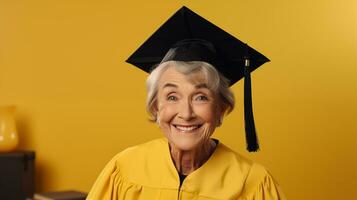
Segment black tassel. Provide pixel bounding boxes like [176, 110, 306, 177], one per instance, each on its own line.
[244, 45, 260, 152]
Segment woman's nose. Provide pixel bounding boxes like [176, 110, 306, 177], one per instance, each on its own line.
[178, 99, 196, 120]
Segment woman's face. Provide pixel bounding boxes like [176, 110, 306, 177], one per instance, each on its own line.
[156, 67, 221, 151]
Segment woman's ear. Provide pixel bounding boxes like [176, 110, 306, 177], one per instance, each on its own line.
[152, 100, 160, 123]
[153, 100, 159, 114]
[216, 115, 222, 127]
[154, 110, 161, 125]
[216, 103, 227, 127]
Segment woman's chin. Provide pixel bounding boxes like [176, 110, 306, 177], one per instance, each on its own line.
[168, 136, 202, 151]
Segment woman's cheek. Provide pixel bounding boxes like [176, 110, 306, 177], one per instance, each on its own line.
[157, 103, 177, 128]
[196, 103, 217, 123]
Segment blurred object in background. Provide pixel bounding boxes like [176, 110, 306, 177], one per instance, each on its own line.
[34, 190, 87, 200]
[0, 105, 19, 152]
[0, 151, 35, 200]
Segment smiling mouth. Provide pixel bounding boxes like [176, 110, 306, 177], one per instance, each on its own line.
[172, 124, 203, 133]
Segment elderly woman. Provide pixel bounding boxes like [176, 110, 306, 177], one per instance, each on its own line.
[87, 6, 285, 200]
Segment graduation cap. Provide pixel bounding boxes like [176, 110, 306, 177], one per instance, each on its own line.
[126, 6, 270, 152]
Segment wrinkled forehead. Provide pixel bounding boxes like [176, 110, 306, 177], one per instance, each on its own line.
[159, 64, 210, 89]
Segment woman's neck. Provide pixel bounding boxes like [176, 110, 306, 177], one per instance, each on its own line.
[169, 139, 217, 175]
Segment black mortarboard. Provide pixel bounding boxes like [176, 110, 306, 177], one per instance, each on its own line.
[126, 6, 270, 152]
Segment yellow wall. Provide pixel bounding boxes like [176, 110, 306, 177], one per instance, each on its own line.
[1, 0, 356, 199]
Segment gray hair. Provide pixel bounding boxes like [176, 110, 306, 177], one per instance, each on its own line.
[146, 60, 235, 122]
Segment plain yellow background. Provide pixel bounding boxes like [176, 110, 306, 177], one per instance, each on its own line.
[1, 0, 356, 199]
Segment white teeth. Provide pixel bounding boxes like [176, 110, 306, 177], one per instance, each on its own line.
[175, 125, 199, 132]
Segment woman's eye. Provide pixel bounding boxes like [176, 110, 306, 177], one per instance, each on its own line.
[196, 95, 209, 101]
[167, 96, 177, 101]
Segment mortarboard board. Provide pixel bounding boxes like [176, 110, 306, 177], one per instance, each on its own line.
[126, 6, 270, 152]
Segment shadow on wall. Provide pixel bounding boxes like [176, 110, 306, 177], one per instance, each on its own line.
[16, 113, 48, 192]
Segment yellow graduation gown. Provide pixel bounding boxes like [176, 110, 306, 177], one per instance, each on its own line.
[87, 138, 286, 200]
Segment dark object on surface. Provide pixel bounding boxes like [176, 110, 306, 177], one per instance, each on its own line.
[126, 6, 269, 152]
[0, 151, 35, 200]
[34, 190, 87, 200]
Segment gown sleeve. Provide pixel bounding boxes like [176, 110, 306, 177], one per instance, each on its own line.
[240, 163, 287, 200]
[86, 150, 141, 200]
